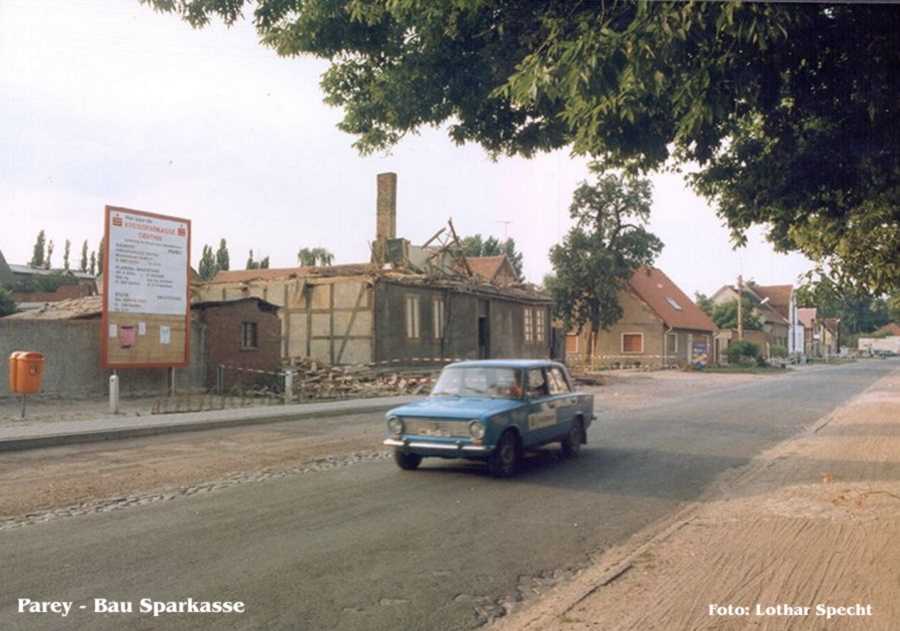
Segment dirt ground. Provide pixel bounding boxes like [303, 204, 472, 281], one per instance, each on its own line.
[495, 368, 900, 631]
[582, 368, 768, 410]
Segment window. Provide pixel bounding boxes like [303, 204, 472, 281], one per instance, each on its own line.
[548, 367, 571, 394]
[622, 333, 643, 353]
[405, 295, 420, 339]
[535, 308, 545, 342]
[666, 332, 678, 354]
[240, 322, 258, 350]
[432, 366, 521, 398]
[665, 296, 683, 311]
[432, 298, 445, 339]
[524, 308, 534, 343]
[526, 368, 548, 398]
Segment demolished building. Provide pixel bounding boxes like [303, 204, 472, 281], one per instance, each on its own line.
[196, 173, 553, 366]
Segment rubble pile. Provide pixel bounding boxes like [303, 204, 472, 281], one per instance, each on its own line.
[288, 358, 436, 400]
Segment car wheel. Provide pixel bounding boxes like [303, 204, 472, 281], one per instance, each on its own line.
[394, 450, 422, 471]
[561, 419, 584, 458]
[488, 430, 521, 478]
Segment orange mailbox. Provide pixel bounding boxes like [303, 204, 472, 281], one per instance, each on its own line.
[9, 351, 45, 394]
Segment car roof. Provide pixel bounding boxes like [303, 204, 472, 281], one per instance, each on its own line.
[445, 359, 562, 370]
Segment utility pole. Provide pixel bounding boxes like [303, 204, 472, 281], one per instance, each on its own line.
[737, 275, 744, 341]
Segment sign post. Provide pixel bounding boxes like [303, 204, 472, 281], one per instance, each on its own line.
[101, 206, 191, 373]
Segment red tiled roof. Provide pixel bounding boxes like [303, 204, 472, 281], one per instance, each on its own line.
[873, 322, 900, 336]
[628, 267, 716, 332]
[464, 256, 510, 283]
[750, 284, 792, 319]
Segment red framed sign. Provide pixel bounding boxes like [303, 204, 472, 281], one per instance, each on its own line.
[101, 205, 192, 369]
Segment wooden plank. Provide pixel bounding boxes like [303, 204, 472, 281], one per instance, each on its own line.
[336, 284, 368, 364]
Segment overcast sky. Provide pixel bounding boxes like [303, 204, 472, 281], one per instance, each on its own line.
[1, 0, 814, 297]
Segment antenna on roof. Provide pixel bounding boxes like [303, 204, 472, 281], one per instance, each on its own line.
[497, 220, 512, 241]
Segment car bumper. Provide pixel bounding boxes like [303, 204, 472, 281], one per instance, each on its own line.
[384, 437, 491, 457]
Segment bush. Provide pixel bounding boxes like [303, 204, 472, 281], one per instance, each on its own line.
[770, 345, 788, 358]
[0, 288, 16, 316]
[726, 340, 760, 365]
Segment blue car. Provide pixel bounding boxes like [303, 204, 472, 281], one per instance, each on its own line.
[383, 360, 595, 477]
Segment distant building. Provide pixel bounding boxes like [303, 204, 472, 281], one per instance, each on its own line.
[858, 325, 900, 354]
[566, 267, 716, 369]
[0, 250, 14, 288]
[0, 249, 98, 307]
[710, 282, 791, 354]
[462, 255, 519, 286]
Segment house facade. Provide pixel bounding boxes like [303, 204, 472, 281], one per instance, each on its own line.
[197, 266, 551, 366]
[192, 297, 281, 390]
[195, 172, 552, 367]
[566, 267, 716, 369]
[796, 308, 842, 357]
[710, 282, 791, 354]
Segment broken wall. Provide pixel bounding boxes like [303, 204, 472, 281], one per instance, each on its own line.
[285, 277, 374, 366]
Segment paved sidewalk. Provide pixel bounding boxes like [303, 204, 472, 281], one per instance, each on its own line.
[0, 395, 417, 452]
[496, 366, 900, 631]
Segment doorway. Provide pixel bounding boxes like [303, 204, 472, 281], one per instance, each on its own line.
[478, 300, 490, 358]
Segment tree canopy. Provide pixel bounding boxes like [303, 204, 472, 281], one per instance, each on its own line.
[215, 239, 230, 272]
[144, 1, 899, 292]
[0, 288, 16, 317]
[198, 245, 218, 280]
[246, 250, 271, 269]
[796, 274, 890, 335]
[63, 240, 71, 272]
[30, 230, 46, 268]
[709, 298, 764, 332]
[549, 168, 662, 348]
[298, 247, 335, 266]
[80, 240, 89, 273]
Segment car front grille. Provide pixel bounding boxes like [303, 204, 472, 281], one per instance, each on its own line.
[402, 417, 470, 438]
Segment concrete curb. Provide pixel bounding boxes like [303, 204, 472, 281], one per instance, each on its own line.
[0, 398, 415, 453]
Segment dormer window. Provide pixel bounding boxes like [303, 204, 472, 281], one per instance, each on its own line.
[665, 296, 682, 311]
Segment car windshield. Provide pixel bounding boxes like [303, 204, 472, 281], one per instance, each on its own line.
[431, 366, 522, 399]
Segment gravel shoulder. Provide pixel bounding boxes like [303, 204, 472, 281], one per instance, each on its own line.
[494, 365, 900, 631]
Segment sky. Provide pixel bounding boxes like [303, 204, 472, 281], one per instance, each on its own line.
[0, 0, 814, 297]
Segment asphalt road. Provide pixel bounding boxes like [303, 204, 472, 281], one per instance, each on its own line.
[0, 361, 893, 631]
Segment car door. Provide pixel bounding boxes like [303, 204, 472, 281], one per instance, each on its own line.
[547, 366, 578, 437]
[523, 367, 555, 447]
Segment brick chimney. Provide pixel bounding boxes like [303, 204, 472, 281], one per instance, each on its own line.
[376, 172, 397, 243]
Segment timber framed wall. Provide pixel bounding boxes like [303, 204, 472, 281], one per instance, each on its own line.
[285, 277, 375, 365]
[198, 275, 552, 366]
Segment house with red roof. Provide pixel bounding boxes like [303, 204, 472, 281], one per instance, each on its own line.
[566, 267, 717, 369]
[710, 281, 791, 352]
[463, 255, 519, 286]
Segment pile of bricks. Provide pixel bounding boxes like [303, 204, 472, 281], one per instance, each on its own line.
[289, 359, 436, 400]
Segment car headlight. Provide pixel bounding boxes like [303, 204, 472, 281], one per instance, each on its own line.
[387, 416, 404, 435]
[468, 420, 486, 440]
